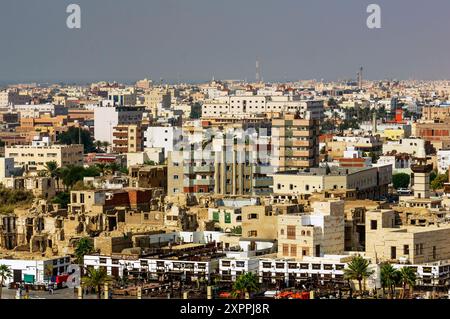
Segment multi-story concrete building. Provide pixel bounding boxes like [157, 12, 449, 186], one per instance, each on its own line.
[94, 106, 144, 144]
[277, 200, 345, 259]
[437, 150, 450, 174]
[107, 89, 137, 106]
[112, 124, 143, 154]
[12, 104, 67, 118]
[271, 112, 320, 171]
[144, 126, 176, 157]
[382, 138, 429, 158]
[144, 89, 171, 116]
[202, 96, 323, 119]
[365, 209, 450, 264]
[272, 165, 392, 200]
[5, 139, 83, 173]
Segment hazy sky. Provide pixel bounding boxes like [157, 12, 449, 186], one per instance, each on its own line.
[1, 0, 450, 83]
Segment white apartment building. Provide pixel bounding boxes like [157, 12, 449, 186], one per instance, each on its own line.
[144, 126, 177, 157]
[437, 150, 450, 174]
[383, 138, 427, 157]
[0, 256, 71, 286]
[202, 96, 323, 119]
[94, 106, 143, 144]
[219, 257, 259, 281]
[0, 90, 31, 107]
[83, 255, 217, 281]
[12, 103, 67, 118]
[258, 255, 352, 286]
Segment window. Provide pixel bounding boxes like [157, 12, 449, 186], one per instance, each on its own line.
[248, 213, 258, 220]
[391, 246, 396, 259]
[248, 230, 257, 237]
[276, 263, 285, 269]
[315, 245, 320, 257]
[370, 220, 377, 230]
[287, 226, 296, 239]
[224, 212, 231, 224]
[403, 245, 409, 255]
[433, 246, 436, 259]
[262, 262, 271, 269]
[283, 244, 289, 256]
[144, 214, 149, 220]
[290, 244, 297, 257]
[173, 175, 179, 180]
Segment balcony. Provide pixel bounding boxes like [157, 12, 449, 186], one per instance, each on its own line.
[113, 139, 128, 145]
[184, 165, 215, 174]
[113, 132, 128, 138]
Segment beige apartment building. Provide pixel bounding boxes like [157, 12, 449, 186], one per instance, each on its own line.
[272, 165, 392, 200]
[271, 112, 320, 171]
[167, 151, 184, 196]
[365, 209, 450, 264]
[5, 144, 83, 172]
[241, 204, 301, 240]
[144, 89, 171, 116]
[277, 200, 345, 259]
[112, 124, 143, 154]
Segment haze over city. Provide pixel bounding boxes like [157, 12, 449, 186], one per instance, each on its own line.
[2, 0, 450, 83]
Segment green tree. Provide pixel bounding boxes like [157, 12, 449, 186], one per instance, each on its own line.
[57, 127, 95, 153]
[44, 161, 61, 190]
[392, 173, 410, 190]
[231, 272, 259, 299]
[431, 172, 448, 190]
[190, 102, 202, 119]
[344, 255, 374, 293]
[74, 237, 94, 265]
[52, 191, 70, 209]
[59, 165, 100, 190]
[398, 267, 416, 299]
[0, 264, 12, 299]
[380, 263, 400, 298]
[82, 268, 113, 299]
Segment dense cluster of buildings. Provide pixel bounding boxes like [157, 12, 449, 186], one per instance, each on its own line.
[2, 77, 450, 295]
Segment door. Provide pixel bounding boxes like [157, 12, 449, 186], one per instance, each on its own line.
[13, 269, 22, 283]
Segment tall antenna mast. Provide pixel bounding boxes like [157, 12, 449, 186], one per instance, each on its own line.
[256, 58, 261, 83]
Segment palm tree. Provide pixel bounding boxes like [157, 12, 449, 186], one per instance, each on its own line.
[398, 267, 416, 299]
[0, 264, 12, 299]
[44, 161, 60, 190]
[101, 141, 110, 152]
[380, 263, 399, 299]
[82, 268, 113, 299]
[94, 140, 103, 153]
[106, 163, 120, 175]
[344, 255, 374, 294]
[95, 163, 107, 176]
[74, 237, 94, 265]
[231, 272, 259, 299]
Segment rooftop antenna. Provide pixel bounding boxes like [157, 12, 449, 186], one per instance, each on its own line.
[256, 58, 261, 83]
[358, 66, 363, 90]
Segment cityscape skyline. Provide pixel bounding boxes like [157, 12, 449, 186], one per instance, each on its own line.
[2, 0, 450, 83]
